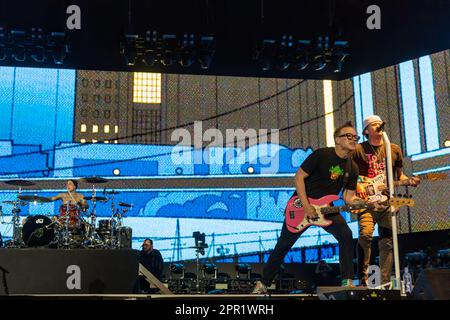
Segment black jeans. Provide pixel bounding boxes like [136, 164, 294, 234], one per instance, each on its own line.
[261, 213, 354, 286]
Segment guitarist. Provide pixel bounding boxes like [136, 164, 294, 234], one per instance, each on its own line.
[253, 121, 365, 293]
[352, 115, 420, 287]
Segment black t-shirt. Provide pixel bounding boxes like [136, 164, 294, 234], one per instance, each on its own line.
[140, 249, 164, 280]
[293, 147, 359, 199]
[352, 141, 403, 178]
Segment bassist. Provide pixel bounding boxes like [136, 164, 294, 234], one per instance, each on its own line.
[253, 122, 364, 293]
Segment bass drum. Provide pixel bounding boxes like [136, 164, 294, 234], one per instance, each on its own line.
[22, 215, 54, 247]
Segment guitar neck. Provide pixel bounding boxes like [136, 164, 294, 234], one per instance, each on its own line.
[320, 203, 370, 214]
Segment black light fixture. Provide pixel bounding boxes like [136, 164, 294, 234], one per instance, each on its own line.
[312, 54, 327, 71]
[160, 34, 177, 67]
[121, 34, 140, 66]
[202, 263, 218, 279]
[143, 49, 157, 66]
[444, 139, 450, 148]
[30, 45, 46, 63]
[258, 39, 276, 71]
[198, 35, 215, 70]
[235, 263, 252, 279]
[49, 32, 69, 65]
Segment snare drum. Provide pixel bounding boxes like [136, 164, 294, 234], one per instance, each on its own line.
[97, 219, 116, 232]
[59, 204, 80, 228]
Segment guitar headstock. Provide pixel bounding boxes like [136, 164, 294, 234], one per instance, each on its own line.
[389, 196, 415, 208]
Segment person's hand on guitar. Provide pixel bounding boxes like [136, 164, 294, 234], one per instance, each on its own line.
[304, 203, 319, 220]
[408, 176, 421, 187]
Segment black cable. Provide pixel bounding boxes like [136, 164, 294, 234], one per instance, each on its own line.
[0, 93, 353, 176]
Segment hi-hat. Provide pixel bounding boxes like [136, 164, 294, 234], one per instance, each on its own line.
[118, 202, 132, 208]
[18, 195, 52, 203]
[85, 196, 107, 202]
[80, 176, 109, 184]
[3, 179, 36, 186]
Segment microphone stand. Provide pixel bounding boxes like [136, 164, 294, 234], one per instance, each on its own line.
[381, 131, 401, 292]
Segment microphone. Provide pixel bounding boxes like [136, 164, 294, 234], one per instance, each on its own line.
[376, 121, 386, 132]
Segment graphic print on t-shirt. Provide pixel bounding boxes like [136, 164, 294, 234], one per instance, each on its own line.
[329, 165, 344, 180]
[366, 152, 386, 178]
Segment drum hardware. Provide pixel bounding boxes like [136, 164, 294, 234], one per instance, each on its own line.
[18, 195, 52, 203]
[118, 202, 132, 208]
[2, 179, 36, 187]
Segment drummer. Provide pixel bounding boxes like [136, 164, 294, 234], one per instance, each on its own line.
[51, 180, 88, 209]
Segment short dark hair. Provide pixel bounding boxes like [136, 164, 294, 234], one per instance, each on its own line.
[144, 238, 153, 245]
[68, 179, 78, 189]
[334, 121, 354, 138]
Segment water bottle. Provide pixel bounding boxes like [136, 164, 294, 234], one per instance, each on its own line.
[403, 266, 413, 294]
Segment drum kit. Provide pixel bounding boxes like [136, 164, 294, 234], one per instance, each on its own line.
[0, 177, 133, 249]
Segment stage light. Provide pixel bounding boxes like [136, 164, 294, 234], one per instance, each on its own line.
[405, 252, 427, 264]
[202, 263, 218, 277]
[31, 45, 46, 62]
[0, 44, 6, 61]
[312, 54, 327, 71]
[49, 32, 69, 65]
[11, 44, 26, 62]
[161, 54, 175, 67]
[235, 263, 252, 276]
[169, 263, 185, 274]
[180, 53, 194, 67]
[293, 40, 311, 71]
[143, 50, 157, 66]
[121, 34, 140, 66]
[198, 35, 215, 70]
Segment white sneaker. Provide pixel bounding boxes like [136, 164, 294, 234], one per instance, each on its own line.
[252, 280, 268, 294]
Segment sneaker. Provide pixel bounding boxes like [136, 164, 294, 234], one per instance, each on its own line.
[341, 279, 355, 287]
[252, 280, 268, 294]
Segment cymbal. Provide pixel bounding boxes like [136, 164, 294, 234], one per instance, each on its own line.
[2, 200, 27, 206]
[80, 176, 108, 184]
[118, 202, 132, 208]
[3, 179, 36, 186]
[85, 196, 107, 202]
[18, 195, 52, 203]
[105, 190, 120, 195]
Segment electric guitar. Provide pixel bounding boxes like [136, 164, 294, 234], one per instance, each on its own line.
[357, 172, 447, 203]
[284, 194, 415, 234]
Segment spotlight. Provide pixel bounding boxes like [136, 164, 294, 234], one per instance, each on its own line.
[161, 54, 175, 67]
[52, 45, 68, 65]
[49, 32, 69, 65]
[143, 50, 157, 66]
[121, 34, 140, 66]
[294, 40, 311, 71]
[179, 53, 194, 67]
[31, 45, 46, 62]
[444, 140, 450, 148]
[312, 54, 327, 71]
[0, 44, 6, 61]
[160, 34, 178, 67]
[257, 39, 276, 71]
[202, 263, 218, 279]
[235, 264, 252, 273]
[198, 35, 215, 70]
[169, 263, 185, 274]
[11, 44, 26, 62]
